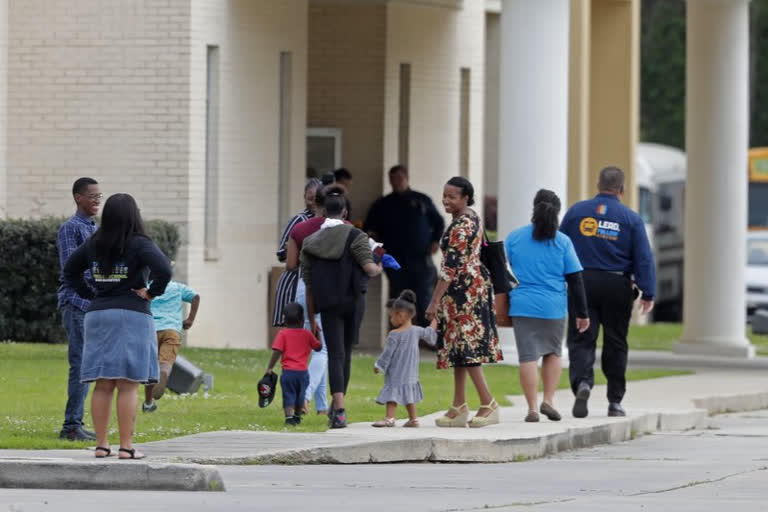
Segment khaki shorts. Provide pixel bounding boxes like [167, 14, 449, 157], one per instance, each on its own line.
[157, 329, 181, 366]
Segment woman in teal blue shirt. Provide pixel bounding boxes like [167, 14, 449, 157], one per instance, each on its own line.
[505, 190, 590, 422]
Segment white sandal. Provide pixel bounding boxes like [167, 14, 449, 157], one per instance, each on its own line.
[372, 417, 396, 427]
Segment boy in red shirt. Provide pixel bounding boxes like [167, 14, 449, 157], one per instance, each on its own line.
[267, 302, 322, 426]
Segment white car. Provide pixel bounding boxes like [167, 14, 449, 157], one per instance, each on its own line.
[747, 232, 768, 319]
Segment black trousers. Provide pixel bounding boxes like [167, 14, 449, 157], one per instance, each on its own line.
[385, 258, 437, 326]
[567, 270, 635, 403]
[320, 295, 365, 396]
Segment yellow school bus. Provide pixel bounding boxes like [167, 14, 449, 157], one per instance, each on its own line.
[749, 148, 768, 230]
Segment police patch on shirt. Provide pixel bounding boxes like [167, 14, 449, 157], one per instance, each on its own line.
[580, 217, 598, 236]
[579, 217, 620, 241]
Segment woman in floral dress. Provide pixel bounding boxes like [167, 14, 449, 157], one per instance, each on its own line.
[425, 177, 502, 428]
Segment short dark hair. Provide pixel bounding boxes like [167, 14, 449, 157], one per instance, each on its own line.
[283, 302, 304, 328]
[389, 164, 408, 176]
[320, 171, 336, 186]
[334, 168, 352, 182]
[446, 176, 475, 206]
[72, 177, 98, 197]
[598, 166, 625, 193]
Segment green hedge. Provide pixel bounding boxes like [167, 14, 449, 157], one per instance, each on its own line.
[0, 217, 180, 343]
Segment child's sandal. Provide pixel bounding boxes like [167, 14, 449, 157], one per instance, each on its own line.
[402, 419, 420, 428]
[372, 417, 396, 428]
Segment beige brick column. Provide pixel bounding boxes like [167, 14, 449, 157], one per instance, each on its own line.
[588, 0, 640, 209]
[567, 0, 591, 206]
[0, 0, 6, 218]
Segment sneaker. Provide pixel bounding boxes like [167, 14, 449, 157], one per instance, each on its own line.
[142, 401, 158, 413]
[330, 408, 347, 429]
[285, 417, 298, 426]
[292, 414, 302, 425]
[572, 382, 591, 418]
[59, 426, 96, 441]
[608, 402, 626, 417]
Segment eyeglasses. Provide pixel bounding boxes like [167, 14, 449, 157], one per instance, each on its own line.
[81, 193, 103, 201]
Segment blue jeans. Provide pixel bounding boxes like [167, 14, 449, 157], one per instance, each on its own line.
[295, 278, 329, 412]
[61, 305, 91, 430]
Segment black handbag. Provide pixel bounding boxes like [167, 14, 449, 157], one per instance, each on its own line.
[480, 231, 519, 295]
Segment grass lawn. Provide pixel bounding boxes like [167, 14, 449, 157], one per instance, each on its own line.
[628, 323, 768, 355]
[0, 342, 686, 450]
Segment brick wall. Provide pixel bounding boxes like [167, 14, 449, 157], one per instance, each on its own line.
[0, 0, 7, 218]
[307, 3, 387, 222]
[307, 3, 387, 350]
[185, 0, 308, 349]
[383, 1, 486, 205]
[6, 0, 191, 223]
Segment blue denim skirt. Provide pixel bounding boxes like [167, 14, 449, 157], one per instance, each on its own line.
[81, 309, 159, 384]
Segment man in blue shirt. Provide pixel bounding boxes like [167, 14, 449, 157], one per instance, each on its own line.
[57, 177, 101, 441]
[560, 167, 655, 418]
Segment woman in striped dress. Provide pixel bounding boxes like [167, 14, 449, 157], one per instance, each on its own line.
[272, 178, 323, 326]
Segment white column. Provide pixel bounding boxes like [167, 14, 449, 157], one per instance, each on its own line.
[675, 0, 755, 358]
[498, 0, 569, 237]
[497, 0, 570, 360]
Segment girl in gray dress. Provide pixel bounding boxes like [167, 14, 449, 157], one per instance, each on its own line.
[373, 290, 437, 428]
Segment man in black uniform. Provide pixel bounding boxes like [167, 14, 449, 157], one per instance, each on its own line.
[364, 165, 445, 326]
[560, 167, 655, 418]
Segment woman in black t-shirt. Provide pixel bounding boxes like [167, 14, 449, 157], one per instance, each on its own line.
[64, 193, 171, 459]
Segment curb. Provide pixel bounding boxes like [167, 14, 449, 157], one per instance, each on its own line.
[175, 410, 709, 466]
[692, 391, 768, 415]
[0, 460, 226, 492]
[170, 391, 768, 466]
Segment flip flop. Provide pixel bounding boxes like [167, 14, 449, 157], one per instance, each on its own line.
[94, 446, 112, 458]
[118, 447, 145, 460]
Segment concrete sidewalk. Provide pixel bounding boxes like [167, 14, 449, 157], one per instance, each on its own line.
[2, 370, 767, 478]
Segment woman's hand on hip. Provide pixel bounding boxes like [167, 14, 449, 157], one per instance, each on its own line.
[132, 288, 153, 301]
[575, 317, 590, 333]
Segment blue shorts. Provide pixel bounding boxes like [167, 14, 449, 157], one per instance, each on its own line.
[281, 370, 310, 410]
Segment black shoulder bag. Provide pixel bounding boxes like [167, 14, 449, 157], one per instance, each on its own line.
[480, 230, 519, 295]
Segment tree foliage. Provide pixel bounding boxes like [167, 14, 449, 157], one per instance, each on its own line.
[641, 0, 768, 148]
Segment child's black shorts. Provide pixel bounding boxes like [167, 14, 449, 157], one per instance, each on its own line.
[280, 370, 310, 410]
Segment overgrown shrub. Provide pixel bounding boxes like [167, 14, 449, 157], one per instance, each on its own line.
[0, 217, 180, 343]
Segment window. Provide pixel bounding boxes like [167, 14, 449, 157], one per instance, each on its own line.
[306, 128, 342, 176]
[278, 52, 293, 239]
[399, 63, 411, 167]
[749, 182, 768, 229]
[459, 67, 470, 178]
[638, 186, 653, 224]
[204, 45, 220, 261]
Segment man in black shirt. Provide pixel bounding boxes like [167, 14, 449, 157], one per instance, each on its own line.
[364, 165, 445, 325]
